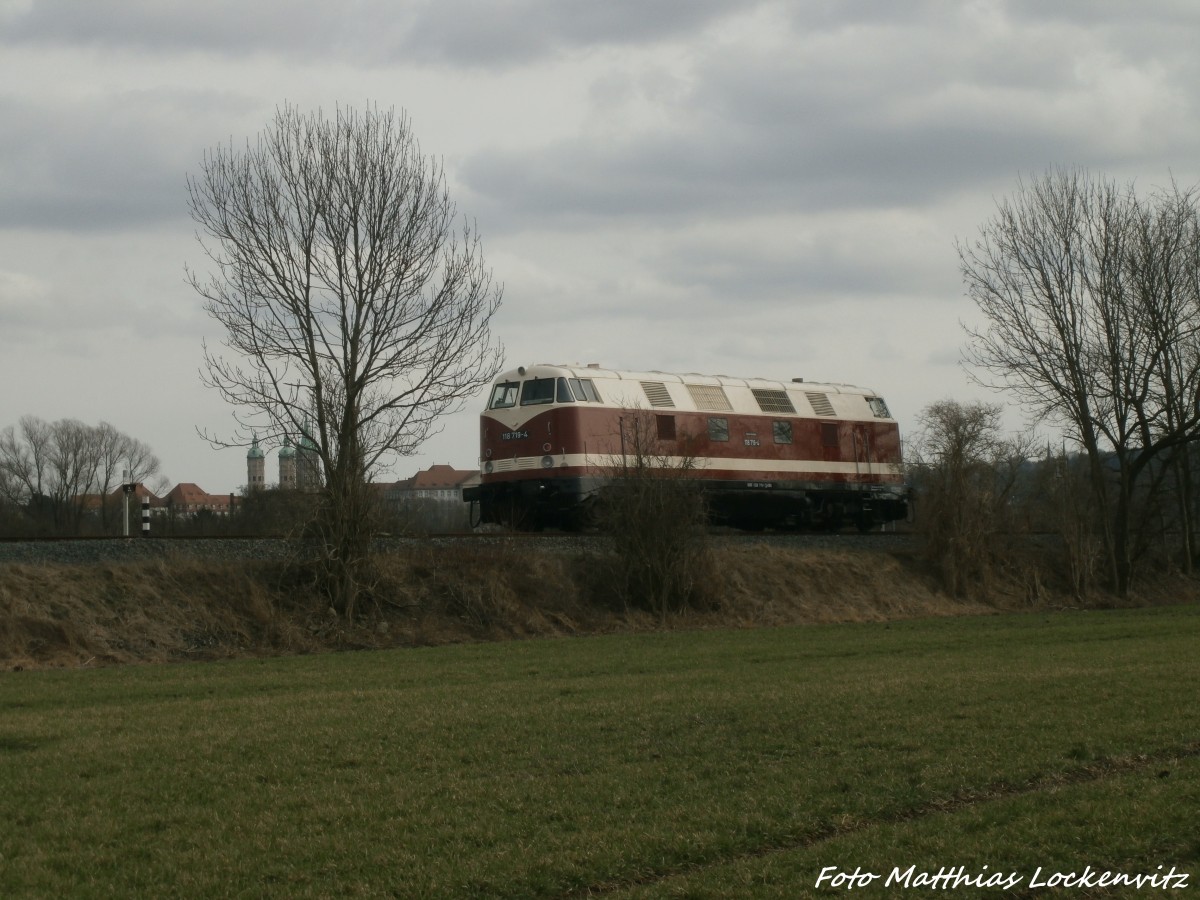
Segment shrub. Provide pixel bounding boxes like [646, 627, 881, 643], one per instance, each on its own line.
[596, 412, 719, 619]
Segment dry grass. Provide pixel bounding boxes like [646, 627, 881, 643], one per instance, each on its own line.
[0, 556, 318, 670]
[3, 541, 1196, 671]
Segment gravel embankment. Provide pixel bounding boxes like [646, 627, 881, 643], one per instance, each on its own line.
[0, 531, 917, 567]
[0, 538, 294, 566]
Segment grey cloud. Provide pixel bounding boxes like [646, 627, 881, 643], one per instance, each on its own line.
[1007, 0, 1200, 29]
[1, 1, 353, 56]
[787, 0, 1200, 54]
[0, 269, 50, 337]
[461, 106, 1105, 232]
[3, 0, 751, 68]
[461, 5, 1200, 233]
[648, 233, 959, 308]
[399, 0, 749, 66]
[0, 92, 256, 231]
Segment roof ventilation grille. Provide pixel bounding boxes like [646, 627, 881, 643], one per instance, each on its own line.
[640, 381, 675, 408]
[685, 384, 733, 411]
[805, 392, 836, 416]
[751, 388, 796, 414]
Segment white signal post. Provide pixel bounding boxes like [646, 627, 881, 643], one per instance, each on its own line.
[122, 470, 132, 538]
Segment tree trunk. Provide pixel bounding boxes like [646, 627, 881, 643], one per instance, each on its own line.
[1112, 474, 1134, 599]
[1082, 439, 1119, 594]
[312, 455, 377, 620]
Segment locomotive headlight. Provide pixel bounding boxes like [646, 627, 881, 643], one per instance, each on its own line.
[541, 455, 554, 469]
[484, 460, 494, 474]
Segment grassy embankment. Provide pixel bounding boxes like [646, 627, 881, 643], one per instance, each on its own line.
[1, 605, 1197, 898]
[1, 544, 1000, 669]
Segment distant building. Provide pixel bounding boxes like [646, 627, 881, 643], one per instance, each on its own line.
[120, 483, 159, 504]
[244, 428, 321, 492]
[294, 425, 321, 491]
[72, 462, 477, 531]
[387, 464, 479, 503]
[384, 464, 479, 531]
[247, 436, 266, 491]
[78, 483, 160, 517]
[164, 482, 232, 516]
[278, 437, 297, 489]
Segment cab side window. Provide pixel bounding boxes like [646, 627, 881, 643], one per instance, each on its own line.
[571, 378, 602, 402]
[489, 381, 519, 409]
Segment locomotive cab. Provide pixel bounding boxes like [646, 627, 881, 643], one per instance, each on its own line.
[488, 375, 602, 410]
[467, 366, 611, 529]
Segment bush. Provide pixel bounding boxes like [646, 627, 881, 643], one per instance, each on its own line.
[909, 400, 1032, 600]
[596, 412, 719, 619]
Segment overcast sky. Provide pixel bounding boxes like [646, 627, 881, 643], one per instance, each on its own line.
[3, 0, 1199, 493]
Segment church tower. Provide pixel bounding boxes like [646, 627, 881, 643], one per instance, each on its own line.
[278, 436, 297, 489]
[296, 427, 320, 491]
[247, 436, 266, 490]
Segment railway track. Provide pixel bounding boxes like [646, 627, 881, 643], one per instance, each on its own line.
[0, 525, 920, 542]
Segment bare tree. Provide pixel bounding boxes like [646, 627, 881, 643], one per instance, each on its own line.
[959, 169, 1200, 596]
[0, 462, 19, 509]
[93, 424, 164, 531]
[1122, 184, 1200, 570]
[122, 435, 164, 489]
[0, 416, 86, 530]
[92, 422, 129, 531]
[0, 430, 27, 507]
[0, 416, 53, 506]
[0, 429, 28, 510]
[0, 417, 166, 535]
[46, 419, 102, 532]
[1040, 447, 1099, 598]
[187, 103, 504, 616]
[909, 400, 1033, 599]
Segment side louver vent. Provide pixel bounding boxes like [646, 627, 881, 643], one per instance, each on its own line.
[640, 381, 675, 408]
[751, 388, 796, 414]
[805, 392, 836, 416]
[686, 384, 733, 411]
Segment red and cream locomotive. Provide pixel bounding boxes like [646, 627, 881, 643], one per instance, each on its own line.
[463, 363, 909, 531]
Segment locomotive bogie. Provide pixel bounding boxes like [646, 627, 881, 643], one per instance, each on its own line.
[464, 364, 910, 531]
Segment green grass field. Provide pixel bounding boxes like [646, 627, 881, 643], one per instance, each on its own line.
[2, 606, 1198, 898]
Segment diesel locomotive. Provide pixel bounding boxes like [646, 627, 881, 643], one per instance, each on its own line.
[463, 363, 909, 531]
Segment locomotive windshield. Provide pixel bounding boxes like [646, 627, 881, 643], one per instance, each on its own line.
[488, 381, 519, 409]
[520, 378, 556, 405]
[491, 374, 603, 409]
